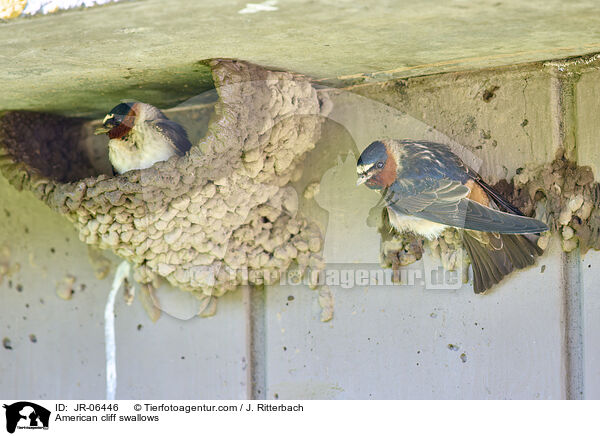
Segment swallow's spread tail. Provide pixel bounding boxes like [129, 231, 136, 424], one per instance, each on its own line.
[462, 231, 543, 293]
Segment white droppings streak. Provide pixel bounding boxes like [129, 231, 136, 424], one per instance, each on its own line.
[105, 260, 130, 401]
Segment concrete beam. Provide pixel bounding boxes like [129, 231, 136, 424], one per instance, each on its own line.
[2, 0, 600, 116]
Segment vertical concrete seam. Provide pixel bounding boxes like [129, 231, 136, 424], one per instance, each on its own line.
[547, 60, 584, 399]
[548, 67, 579, 161]
[243, 285, 267, 400]
[562, 250, 585, 399]
[242, 286, 253, 399]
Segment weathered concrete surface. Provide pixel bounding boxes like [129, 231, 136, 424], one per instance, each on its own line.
[576, 66, 600, 179]
[352, 64, 556, 183]
[265, 241, 563, 400]
[2, 0, 600, 116]
[1, 17, 600, 397]
[263, 123, 565, 399]
[575, 60, 600, 399]
[0, 174, 248, 399]
[583, 250, 600, 399]
[0, 174, 108, 398]
[113, 290, 248, 400]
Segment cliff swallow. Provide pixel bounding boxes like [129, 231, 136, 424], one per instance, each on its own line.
[94, 102, 192, 174]
[357, 139, 548, 293]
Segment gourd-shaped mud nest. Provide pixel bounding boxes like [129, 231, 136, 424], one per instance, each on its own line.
[0, 59, 332, 299]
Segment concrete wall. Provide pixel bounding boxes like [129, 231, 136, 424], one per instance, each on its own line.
[1, 53, 599, 400]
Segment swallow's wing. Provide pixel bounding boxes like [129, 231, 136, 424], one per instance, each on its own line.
[398, 140, 527, 216]
[385, 178, 548, 234]
[148, 120, 193, 156]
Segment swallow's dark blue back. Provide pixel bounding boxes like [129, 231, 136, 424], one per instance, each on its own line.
[396, 140, 472, 183]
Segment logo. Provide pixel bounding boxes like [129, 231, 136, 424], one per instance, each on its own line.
[3, 402, 50, 434]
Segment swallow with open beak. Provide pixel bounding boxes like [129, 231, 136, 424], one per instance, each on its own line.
[94, 102, 192, 174]
[357, 139, 548, 293]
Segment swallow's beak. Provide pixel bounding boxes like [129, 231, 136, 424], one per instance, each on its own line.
[94, 126, 111, 135]
[356, 174, 369, 186]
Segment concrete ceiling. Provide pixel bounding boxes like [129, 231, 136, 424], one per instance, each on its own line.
[2, 0, 600, 117]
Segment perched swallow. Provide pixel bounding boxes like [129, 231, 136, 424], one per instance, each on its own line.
[94, 102, 192, 174]
[357, 139, 548, 293]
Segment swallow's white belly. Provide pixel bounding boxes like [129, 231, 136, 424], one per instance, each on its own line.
[108, 128, 175, 174]
[387, 208, 448, 240]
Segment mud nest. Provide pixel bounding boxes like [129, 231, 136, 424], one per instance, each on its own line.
[0, 59, 332, 299]
[507, 154, 600, 253]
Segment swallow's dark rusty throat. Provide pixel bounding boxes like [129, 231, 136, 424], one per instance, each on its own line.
[356, 139, 548, 293]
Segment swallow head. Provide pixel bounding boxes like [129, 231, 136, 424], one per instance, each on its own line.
[356, 140, 396, 188]
[94, 102, 138, 139]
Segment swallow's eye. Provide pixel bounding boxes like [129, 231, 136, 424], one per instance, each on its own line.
[376, 161, 384, 169]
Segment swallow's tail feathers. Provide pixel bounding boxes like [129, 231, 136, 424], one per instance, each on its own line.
[462, 231, 511, 293]
[502, 233, 543, 268]
[462, 231, 543, 293]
